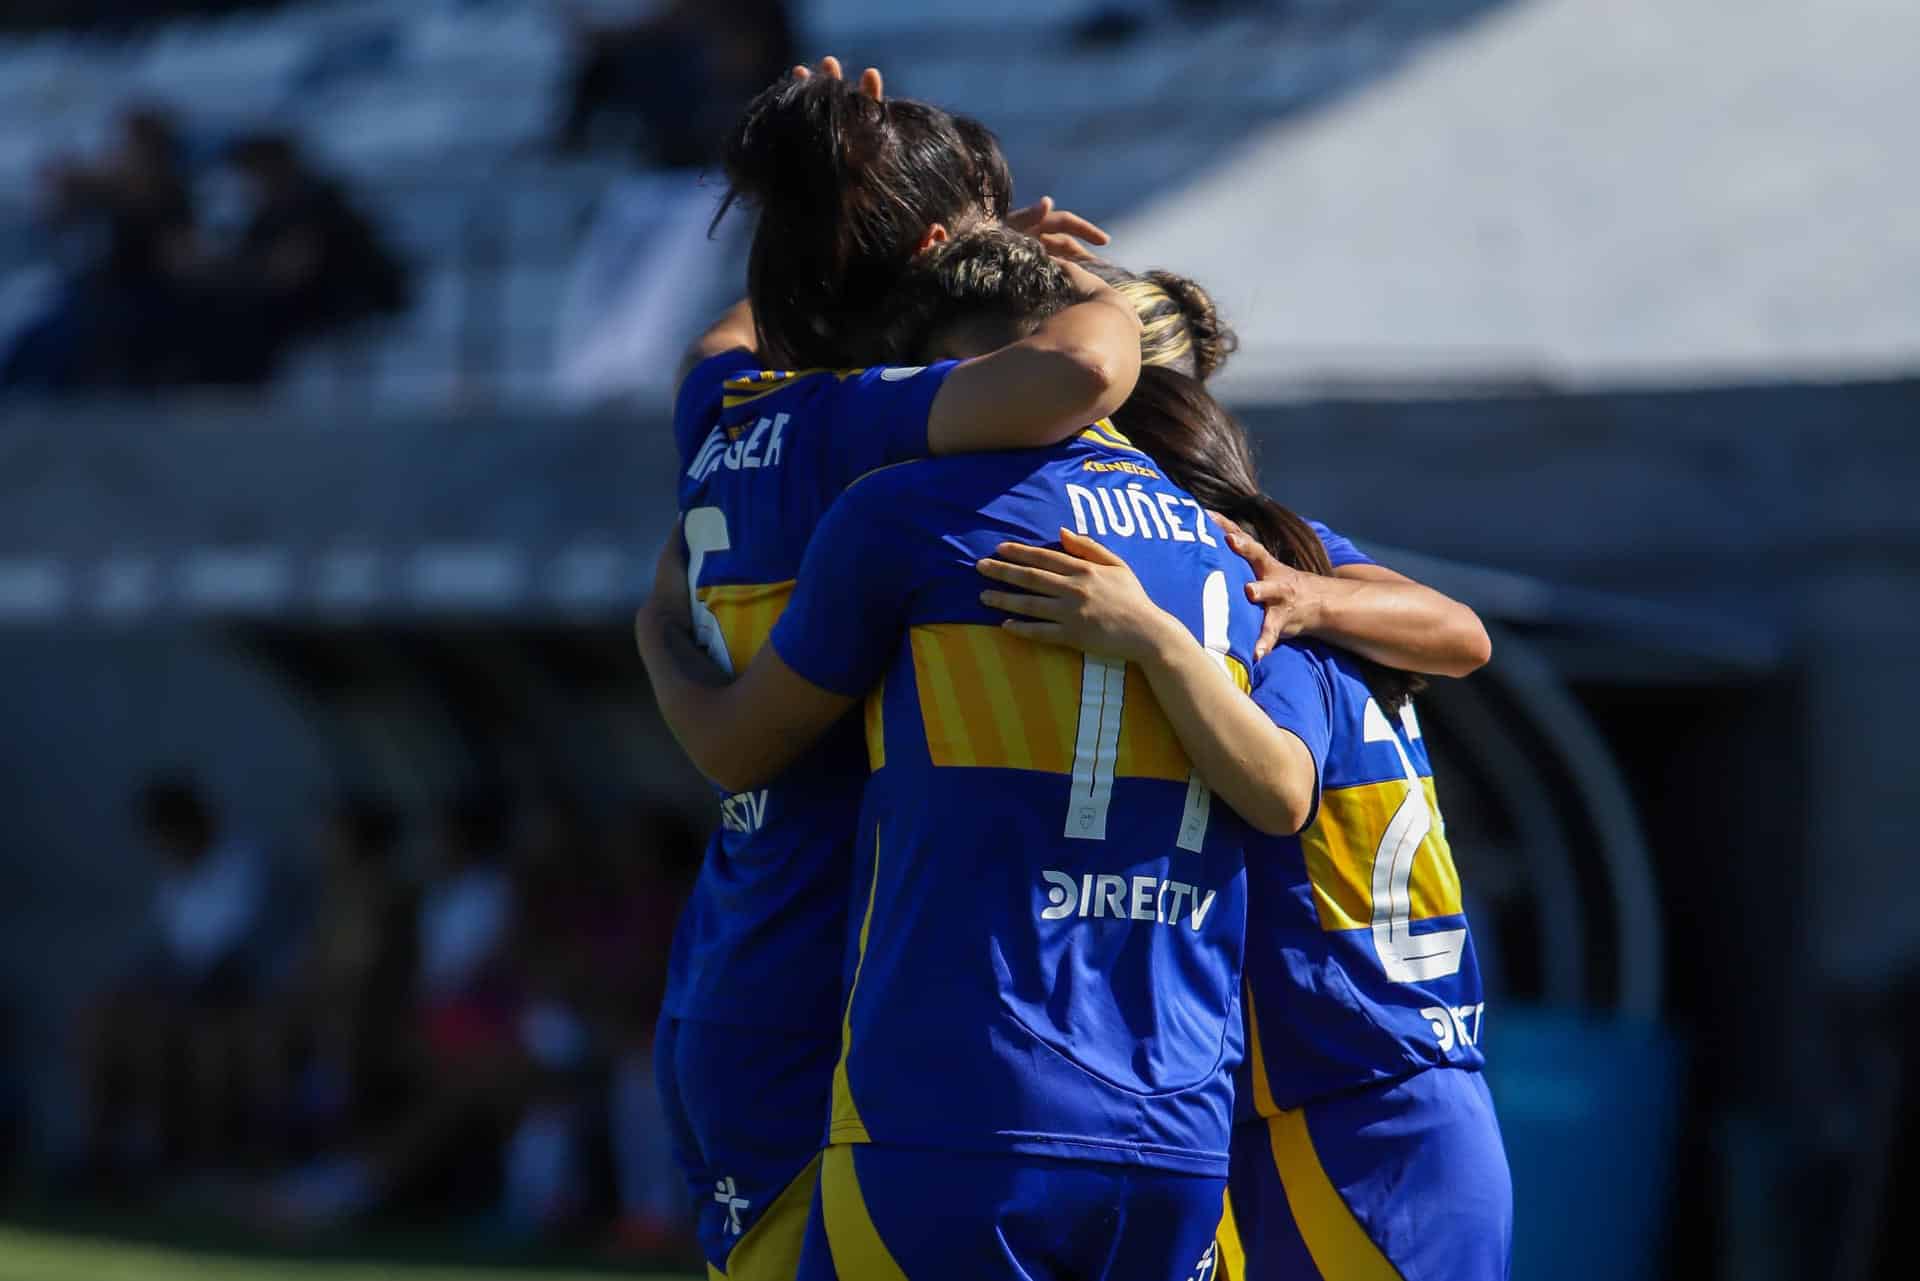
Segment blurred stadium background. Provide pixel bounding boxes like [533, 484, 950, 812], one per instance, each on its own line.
[0, 1, 1914, 1278]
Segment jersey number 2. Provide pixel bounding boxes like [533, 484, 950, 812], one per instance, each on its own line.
[1065, 571, 1231, 852]
[1362, 698, 1466, 983]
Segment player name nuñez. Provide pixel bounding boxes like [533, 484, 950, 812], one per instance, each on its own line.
[687, 413, 789, 481]
[1065, 480, 1217, 546]
[1039, 870, 1220, 930]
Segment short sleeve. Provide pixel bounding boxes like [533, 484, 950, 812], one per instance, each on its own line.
[1307, 519, 1376, 570]
[1249, 644, 1335, 830]
[818, 361, 963, 488]
[673, 350, 760, 463]
[770, 469, 921, 697]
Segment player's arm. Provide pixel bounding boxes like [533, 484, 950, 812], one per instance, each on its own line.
[1219, 518, 1492, 675]
[979, 530, 1318, 835]
[675, 298, 757, 387]
[636, 596, 853, 794]
[924, 259, 1142, 453]
[636, 479, 911, 793]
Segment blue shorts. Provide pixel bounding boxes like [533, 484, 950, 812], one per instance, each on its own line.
[1224, 1068, 1511, 1281]
[801, 1143, 1227, 1281]
[655, 1013, 838, 1278]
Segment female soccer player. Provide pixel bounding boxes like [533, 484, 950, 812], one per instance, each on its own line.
[650, 227, 1501, 1278]
[642, 227, 1266, 1281]
[655, 62, 1131, 1280]
[975, 369, 1514, 1281]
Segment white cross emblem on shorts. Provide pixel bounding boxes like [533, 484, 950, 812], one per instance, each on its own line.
[714, 1176, 750, 1235]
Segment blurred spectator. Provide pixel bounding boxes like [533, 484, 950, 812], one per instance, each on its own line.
[2, 116, 410, 395]
[190, 133, 411, 386]
[249, 796, 415, 1166]
[79, 773, 276, 1183]
[501, 789, 701, 1244]
[603, 796, 701, 1254]
[495, 787, 610, 1238]
[266, 788, 523, 1226]
[417, 788, 516, 1019]
[1, 107, 197, 391]
[261, 785, 705, 1246]
[554, 0, 796, 168]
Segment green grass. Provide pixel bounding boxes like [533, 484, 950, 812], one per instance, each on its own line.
[0, 1225, 694, 1281]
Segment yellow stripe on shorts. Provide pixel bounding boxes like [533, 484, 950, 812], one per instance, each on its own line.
[1217, 1187, 1246, 1281]
[821, 1144, 910, 1281]
[722, 1151, 821, 1281]
[1266, 1110, 1405, 1281]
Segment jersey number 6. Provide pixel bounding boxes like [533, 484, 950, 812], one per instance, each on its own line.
[683, 506, 734, 673]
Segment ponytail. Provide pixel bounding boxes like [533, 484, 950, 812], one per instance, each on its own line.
[716, 76, 1010, 368]
[1086, 262, 1240, 381]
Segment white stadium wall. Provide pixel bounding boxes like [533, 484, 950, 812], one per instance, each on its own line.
[1112, 0, 1920, 391]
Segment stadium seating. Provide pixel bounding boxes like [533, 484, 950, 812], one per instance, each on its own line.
[0, 0, 1510, 408]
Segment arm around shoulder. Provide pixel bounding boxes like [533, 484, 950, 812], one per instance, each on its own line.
[1322, 563, 1492, 676]
[635, 600, 853, 794]
[924, 260, 1142, 454]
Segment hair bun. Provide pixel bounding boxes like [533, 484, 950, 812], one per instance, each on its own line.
[1146, 270, 1238, 380]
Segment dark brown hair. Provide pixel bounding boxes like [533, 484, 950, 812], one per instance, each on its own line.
[878, 227, 1076, 361]
[1112, 367, 1423, 709]
[716, 75, 1013, 368]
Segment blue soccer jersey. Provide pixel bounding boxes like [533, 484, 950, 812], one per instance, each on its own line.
[1306, 519, 1374, 571]
[770, 425, 1264, 1175]
[663, 352, 962, 1030]
[1239, 642, 1487, 1114]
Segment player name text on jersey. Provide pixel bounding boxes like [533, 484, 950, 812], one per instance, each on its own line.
[686, 413, 789, 482]
[1065, 481, 1218, 547]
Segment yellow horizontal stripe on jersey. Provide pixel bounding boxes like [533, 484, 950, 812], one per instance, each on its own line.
[1114, 663, 1190, 780]
[907, 624, 1240, 779]
[911, 626, 984, 767]
[864, 681, 886, 772]
[695, 581, 794, 669]
[1109, 656, 1248, 780]
[1304, 776, 1463, 933]
[911, 625, 1072, 773]
[948, 623, 1018, 766]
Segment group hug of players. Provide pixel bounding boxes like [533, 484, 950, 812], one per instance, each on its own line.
[634, 59, 1514, 1281]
